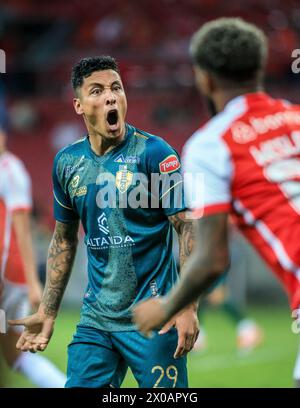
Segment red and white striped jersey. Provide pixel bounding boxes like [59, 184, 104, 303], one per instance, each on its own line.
[183, 92, 300, 310]
[0, 152, 32, 284]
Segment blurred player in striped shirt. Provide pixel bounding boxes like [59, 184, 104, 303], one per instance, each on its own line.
[134, 18, 300, 387]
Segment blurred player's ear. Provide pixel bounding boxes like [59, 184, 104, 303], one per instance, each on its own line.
[193, 66, 214, 96]
[73, 97, 84, 115]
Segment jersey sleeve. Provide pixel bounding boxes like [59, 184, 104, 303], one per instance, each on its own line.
[182, 130, 233, 218]
[52, 153, 79, 223]
[147, 137, 187, 216]
[5, 161, 32, 212]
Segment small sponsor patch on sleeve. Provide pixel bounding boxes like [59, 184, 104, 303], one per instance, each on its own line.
[159, 154, 180, 173]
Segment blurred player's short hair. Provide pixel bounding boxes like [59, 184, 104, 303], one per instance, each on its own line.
[71, 56, 120, 94]
[190, 18, 268, 82]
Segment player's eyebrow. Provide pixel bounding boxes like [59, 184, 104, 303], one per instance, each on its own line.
[87, 80, 122, 89]
[87, 82, 104, 89]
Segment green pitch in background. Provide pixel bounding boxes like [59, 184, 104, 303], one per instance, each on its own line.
[2, 306, 298, 388]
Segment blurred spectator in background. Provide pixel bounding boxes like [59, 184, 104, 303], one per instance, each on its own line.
[0, 125, 66, 387]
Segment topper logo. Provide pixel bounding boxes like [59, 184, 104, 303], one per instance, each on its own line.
[159, 155, 180, 173]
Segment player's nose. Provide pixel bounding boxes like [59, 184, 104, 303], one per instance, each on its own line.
[105, 90, 116, 106]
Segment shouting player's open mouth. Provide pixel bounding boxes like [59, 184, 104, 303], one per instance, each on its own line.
[106, 109, 119, 132]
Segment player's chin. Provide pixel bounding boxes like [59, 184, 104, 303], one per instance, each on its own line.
[105, 120, 124, 138]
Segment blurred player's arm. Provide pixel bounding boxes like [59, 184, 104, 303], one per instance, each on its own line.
[165, 213, 229, 317]
[133, 213, 229, 334]
[12, 210, 42, 310]
[168, 210, 196, 307]
[9, 219, 79, 352]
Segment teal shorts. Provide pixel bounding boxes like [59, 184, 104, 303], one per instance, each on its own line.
[65, 324, 188, 388]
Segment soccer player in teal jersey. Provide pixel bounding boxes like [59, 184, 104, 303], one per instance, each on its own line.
[9, 56, 199, 388]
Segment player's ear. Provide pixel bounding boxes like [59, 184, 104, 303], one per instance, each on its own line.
[73, 97, 84, 115]
[193, 66, 213, 96]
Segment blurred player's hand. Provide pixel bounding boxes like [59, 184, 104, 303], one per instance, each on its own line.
[133, 297, 170, 336]
[8, 312, 54, 353]
[159, 306, 199, 359]
[133, 299, 199, 358]
[28, 279, 43, 311]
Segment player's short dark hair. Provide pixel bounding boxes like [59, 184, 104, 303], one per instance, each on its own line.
[71, 56, 120, 93]
[190, 18, 268, 81]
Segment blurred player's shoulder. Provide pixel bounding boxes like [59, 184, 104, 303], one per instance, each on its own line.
[1, 151, 24, 167]
[0, 151, 29, 178]
[184, 97, 248, 156]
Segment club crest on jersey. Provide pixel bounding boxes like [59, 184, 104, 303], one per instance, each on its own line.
[159, 154, 180, 173]
[116, 165, 133, 193]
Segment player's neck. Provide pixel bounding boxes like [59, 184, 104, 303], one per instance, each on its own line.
[88, 128, 126, 156]
[215, 85, 264, 113]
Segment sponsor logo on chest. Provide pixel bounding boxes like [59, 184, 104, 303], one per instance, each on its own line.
[87, 212, 135, 250]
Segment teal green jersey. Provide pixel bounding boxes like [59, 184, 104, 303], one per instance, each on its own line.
[53, 124, 186, 331]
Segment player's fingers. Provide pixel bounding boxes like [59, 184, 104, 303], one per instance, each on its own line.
[185, 336, 195, 352]
[174, 345, 185, 359]
[8, 318, 28, 326]
[33, 334, 49, 345]
[20, 340, 32, 352]
[37, 343, 47, 352]
[174, 336, 186, 358]
[16, 334, 27, 350]
[159, 321, 174, 335]
[31, 342, 41, 353]
[175, 334, 196, 358]
[192, 330, 200, 347]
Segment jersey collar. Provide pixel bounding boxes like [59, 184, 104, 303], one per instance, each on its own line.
[84, 123, 134, 162]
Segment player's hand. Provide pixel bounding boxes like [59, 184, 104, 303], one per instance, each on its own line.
[8, 312, 55, 353]
[28, 279, 43, 311]
[132, 297, 170, 337]
[159, 306, 199, 359]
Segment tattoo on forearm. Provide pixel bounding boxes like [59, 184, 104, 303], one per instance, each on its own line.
[179, 221, 194, 268]
[42, 220, 79, 316]
[168, 212, 195, 270]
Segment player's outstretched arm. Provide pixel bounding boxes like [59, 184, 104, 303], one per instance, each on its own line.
[9, 220, 79, 352]
[133, 213, 229, 335]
